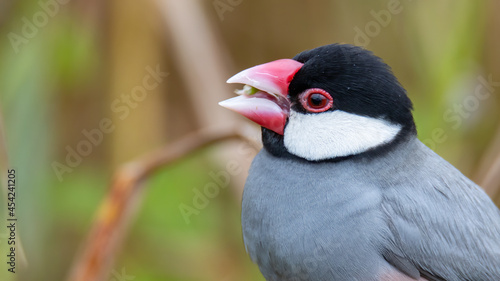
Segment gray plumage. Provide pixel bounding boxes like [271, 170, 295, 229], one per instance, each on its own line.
[219, 43, 500, 280]
[242, 137, 500, 280]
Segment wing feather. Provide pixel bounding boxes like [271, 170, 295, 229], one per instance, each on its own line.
[382, 142, 500, 280]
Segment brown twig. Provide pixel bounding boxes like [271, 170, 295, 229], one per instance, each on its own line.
[65, 125, 259, 281]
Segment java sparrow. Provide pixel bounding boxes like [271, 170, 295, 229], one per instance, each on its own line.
[219, 44, 500, 281]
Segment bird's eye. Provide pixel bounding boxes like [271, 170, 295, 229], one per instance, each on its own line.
[300, 88, 333, 113]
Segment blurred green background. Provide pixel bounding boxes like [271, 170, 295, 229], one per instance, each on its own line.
[0, 0, 499, 281]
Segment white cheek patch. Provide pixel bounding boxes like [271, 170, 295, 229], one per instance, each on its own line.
[284, 110, 402, 161]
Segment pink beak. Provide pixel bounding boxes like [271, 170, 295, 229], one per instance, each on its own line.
[219, 59, 304, 135]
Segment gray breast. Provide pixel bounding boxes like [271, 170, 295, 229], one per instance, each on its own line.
[242, 149, 388, 281]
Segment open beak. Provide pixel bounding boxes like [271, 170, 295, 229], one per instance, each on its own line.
[219, 59, 304, 135]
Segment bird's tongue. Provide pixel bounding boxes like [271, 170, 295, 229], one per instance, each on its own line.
[219, 59, 304, 135]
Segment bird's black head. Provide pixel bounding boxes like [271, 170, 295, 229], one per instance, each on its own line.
[289, 44, 414, 127]
[221, 44, 416, 162]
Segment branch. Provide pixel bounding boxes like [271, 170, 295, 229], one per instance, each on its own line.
[65, 125, 259, 281]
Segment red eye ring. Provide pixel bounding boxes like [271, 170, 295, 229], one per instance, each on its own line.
[299, 88, 333, 113]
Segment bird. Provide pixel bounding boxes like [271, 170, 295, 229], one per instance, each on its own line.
[218, 44, 500, 281]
